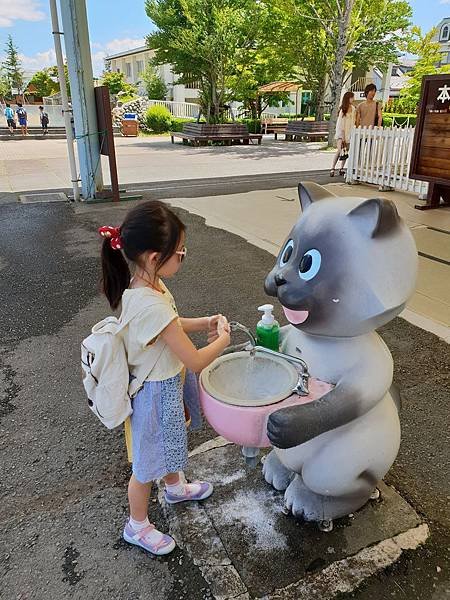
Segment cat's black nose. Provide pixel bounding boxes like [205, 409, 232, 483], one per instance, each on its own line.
[275, 274, 287, 287]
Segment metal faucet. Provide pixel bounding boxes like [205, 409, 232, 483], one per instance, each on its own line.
[229, 321, 257, 347]
[228, 321, 310, 396]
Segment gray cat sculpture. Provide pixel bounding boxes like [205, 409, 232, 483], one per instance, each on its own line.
[263, 181, 418, 529]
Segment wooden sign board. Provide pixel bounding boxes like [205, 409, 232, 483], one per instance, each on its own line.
[410, 74, 450, 210]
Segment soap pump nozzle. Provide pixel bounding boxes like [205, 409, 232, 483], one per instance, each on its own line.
[258, 304, 275, 326]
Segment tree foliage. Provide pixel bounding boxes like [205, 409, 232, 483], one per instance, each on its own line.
[146, 0, 269, 122]
[280, 0, 412, 141]
[47, 64, 71, 98]
[2, 35, 24, 94]
[144, 0, 412, 132]
[141, 62, 168, 99]
[0, 70, 10, 99]
[101, 70, 136, 96]
[27, 69, 59, 98]
[400, 26, 450, 106]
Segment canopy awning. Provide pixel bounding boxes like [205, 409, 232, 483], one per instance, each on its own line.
[258, 81, 302, 93]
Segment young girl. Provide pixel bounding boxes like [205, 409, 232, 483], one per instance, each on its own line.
[99, 201, 231, 556]
[330, 91, 356, 177]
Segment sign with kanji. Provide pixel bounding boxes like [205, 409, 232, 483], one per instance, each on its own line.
[410, 74, 450, 184]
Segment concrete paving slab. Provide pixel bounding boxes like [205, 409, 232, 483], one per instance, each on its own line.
[412, 228, 450, 264]
[160, 443, 426, 599]
[19, 191, 68, 204]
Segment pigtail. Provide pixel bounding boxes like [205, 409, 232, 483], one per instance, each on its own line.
[100, 239, 130, 310]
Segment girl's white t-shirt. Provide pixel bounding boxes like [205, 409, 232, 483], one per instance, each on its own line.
[120, 282, 183, 385]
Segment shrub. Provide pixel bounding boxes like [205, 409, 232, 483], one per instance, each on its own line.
[170, 117, 197, 132]
[239, 118, 261, 133]
[144, 105, 173, 133]
[382, 113, 417, 128]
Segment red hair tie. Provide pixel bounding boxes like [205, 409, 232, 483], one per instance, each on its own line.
[98, 225, 123, 250]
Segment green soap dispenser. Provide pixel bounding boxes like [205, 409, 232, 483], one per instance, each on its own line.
[256, 304, 280, 351]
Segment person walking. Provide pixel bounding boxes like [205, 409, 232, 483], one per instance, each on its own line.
[16, 103, 28, 136]
[39, 106, 49, 135]
[4, 103, 16, 135]
[355, 83, 382, 128]
[330, 91, 356, 177]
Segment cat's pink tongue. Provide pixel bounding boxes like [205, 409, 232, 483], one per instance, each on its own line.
[283, 306, 309, 325]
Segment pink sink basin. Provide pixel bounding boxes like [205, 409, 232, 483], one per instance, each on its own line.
[199, 373, 333, 448]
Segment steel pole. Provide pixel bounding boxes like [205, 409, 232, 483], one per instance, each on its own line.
[49, 0, 80, 201]
[59, 0, 103, 201]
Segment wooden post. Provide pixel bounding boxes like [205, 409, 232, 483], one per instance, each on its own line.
[94, 86, 120, 203]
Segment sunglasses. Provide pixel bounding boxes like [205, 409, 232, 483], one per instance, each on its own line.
[175, 246, 187, 262]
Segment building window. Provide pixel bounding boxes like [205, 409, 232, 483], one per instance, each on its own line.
[441, 25, 450, 42]
[125, 63, 132, 78]
[137, 60, 144, 75]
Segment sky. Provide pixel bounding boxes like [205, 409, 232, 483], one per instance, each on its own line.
[0, 0, 448, 76]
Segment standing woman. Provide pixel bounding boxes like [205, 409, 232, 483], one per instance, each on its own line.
[330, 91, 355, 177]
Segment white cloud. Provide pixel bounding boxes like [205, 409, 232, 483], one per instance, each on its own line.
[440, 0, 450, 4]
[19, 48, 57, 71]
[0, 0, 46, 27]
[104, 37, 146, 55]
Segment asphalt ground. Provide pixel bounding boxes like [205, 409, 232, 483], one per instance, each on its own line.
[0, 195, 449, 599]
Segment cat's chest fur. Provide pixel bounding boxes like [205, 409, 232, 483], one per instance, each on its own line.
[281, 325, 388, 385]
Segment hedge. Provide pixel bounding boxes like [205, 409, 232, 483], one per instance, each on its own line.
[382, 113, 417, 128]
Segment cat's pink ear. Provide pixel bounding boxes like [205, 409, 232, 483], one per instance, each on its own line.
[348, 198, 400, 238]
[298, 182, 336, 212]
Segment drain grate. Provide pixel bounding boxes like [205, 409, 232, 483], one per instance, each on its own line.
[19, 192, 68, 204]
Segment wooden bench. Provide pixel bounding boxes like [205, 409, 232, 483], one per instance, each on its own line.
[261, 118, 289, 136]
[170, 123, 263, 146]
[283, 120, 329, 142]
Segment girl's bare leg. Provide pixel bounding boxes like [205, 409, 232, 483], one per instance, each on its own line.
[128, 472, 180, 520]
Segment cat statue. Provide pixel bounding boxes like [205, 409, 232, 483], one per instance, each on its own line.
[263, 181, 418, 530]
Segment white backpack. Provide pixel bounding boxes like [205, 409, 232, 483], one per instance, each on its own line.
[81, 317, 133, 429]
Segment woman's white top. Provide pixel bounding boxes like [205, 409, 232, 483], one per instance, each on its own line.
[335, 105, 356, 143]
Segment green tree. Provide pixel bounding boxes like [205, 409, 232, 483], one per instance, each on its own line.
[280, 0, 412, 142]
[146, 0, 267, 123]
[141, 62, 167, 99]
[0, 70, 10, 99]
[47, 64, 71, 98]
[27, 69, 58, 98]
[2, 35, 24, 94]
[400, 26, 450, 106]
[101, 70, 136, 96]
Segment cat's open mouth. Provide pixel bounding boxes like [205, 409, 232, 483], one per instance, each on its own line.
[282, 306, 309, 325]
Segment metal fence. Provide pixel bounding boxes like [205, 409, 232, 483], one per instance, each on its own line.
[346, 126, 428, 195]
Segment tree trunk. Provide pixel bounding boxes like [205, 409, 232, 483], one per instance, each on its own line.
[327, 0, 354, 147]
[315, 77, 327, 121]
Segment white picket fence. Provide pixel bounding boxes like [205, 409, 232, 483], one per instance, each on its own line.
[146, 99, 277, 120]
[147, 99, 201, 118]
[346, 126, 428, 196]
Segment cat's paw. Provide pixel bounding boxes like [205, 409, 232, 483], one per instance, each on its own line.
[262, 450, 293, 491]
[284, 475, 324, 521]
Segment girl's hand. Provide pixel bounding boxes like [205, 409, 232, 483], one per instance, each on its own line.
[217, 315, 231, 346]
[207, 314, 230, 343]
[207, 314, 224, 343]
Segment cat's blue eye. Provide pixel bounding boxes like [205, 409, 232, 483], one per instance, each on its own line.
[280, 240, 294, 266]
[299, 249, 321, 281]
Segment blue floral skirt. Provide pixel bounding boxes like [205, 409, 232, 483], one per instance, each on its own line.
[126, 370, 201, 483]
